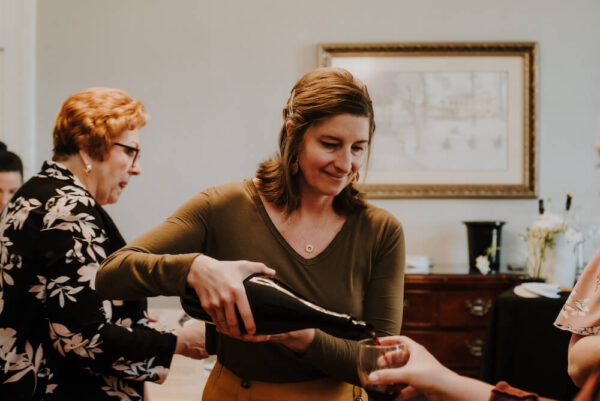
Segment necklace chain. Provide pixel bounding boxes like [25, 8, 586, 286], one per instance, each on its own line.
[284, 212, 327, 255]
[292, 219, 315, 254]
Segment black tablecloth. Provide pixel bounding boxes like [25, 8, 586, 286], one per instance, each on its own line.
[480, 288, 579, 400]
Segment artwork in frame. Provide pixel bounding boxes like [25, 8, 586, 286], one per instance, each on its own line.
[318, 42, 537, 198]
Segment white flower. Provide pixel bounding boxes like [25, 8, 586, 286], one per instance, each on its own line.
[529, 213, 565, 233]
[565, 228, 584, 244]
[77, 263, 98, 289]
[0, 327, 17, 357]
[475, 255, 490, 275]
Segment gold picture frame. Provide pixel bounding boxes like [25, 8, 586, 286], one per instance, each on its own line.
[319, 42, 537, 198]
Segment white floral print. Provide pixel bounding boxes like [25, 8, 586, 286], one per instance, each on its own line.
[0, 161, 175, 400]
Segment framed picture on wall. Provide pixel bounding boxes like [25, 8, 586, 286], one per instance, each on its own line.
[318, 42, 537, 198]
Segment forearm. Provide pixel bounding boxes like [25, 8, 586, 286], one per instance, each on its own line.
[98, 200, 210, 300]
[97, 246, 198, 299]
[433, 370, 494, 401]
[568, 334, 600, 387]
[50, 319, 177, 383]
[302, 330, 361, 385]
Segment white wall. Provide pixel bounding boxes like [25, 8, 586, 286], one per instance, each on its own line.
[1, 0, 36, 177]
[35, 0, 600, 275]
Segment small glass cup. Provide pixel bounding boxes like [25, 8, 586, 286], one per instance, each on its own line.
[357, 337, 407, 401]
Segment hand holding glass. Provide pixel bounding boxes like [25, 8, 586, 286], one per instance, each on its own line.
[357, 337, 407, 401]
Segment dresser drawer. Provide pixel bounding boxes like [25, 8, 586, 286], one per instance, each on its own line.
[403, 273, 522, 378]
[437, 330, 487, 368]
[439, 290, 496, 327]
[402, 329, 486, 369]
[403, 290, 435, 326]
[400, 330, 439, 355]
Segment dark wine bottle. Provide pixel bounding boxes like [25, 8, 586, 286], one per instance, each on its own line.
[180, 273, 372, 339]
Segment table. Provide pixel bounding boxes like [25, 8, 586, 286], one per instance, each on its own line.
[480, 289, 579, 400]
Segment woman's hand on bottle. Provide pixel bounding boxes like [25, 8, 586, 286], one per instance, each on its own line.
[186, 254, 275, 337]
[174, 321, 209, 360]
[268, 329, 316, 354]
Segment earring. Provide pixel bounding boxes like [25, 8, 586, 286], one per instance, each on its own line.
[84, 163, 92, 174]
[290, 159, 299, 175]
[353, 171, 360, 183]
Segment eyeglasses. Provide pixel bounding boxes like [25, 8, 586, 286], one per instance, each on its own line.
[114, 142, 141, 166]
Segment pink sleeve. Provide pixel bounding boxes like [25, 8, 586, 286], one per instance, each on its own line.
[555, 248, 600, 335]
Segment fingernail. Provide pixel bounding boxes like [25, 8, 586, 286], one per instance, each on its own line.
[369, 373, 378, 381]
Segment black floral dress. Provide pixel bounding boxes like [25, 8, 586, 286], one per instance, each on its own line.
[0, 161, 177, 400]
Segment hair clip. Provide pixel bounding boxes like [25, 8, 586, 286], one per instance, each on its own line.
[288, 90, 295, 116]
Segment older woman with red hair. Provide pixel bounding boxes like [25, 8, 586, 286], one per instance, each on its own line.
[0, 88, 211, 400]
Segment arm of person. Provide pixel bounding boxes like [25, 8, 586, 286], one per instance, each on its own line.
[271, 216, 405, 385]
[567, 333, 600, 387]
[553, 248, 600, 387]
[37, 212, 202, 384]
[368, 336, 556, 401]
[96, 191, 274, 336]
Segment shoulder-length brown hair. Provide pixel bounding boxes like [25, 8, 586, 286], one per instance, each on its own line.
[256, 67, 375, 215]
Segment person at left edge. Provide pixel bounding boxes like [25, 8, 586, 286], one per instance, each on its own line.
[0, 141, 24, 210]
[0, 88, 213, 401]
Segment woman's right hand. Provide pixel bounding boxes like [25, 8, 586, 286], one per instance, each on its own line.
[186, 254, 275, 337]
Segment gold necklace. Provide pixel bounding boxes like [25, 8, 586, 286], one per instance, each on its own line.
[302, 237, 315, 254]
[290, 218, 315, 254]
[284, 212, 322, 255]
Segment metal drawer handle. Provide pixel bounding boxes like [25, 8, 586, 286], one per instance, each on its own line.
[464, 299, 492, 317]
[466, 340, 484, 358]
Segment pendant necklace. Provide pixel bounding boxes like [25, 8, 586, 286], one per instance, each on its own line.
[286, 212, 321, 255]
[285, 209, 337, 256]
[294, 224, 315, 254]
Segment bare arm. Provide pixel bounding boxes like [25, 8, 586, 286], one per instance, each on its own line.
[568, 333, 600, 387]
[369, 336, 498, 401]
[371, 337, 558, 401]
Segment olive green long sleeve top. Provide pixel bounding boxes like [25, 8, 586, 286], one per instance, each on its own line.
[96, 180, 405, 385]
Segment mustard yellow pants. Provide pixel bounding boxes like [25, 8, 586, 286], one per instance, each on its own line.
[202, 361, 361, 401]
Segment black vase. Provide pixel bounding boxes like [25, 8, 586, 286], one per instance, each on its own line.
[463, 221, 505, 274]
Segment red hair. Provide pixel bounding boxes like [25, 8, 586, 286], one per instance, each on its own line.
[52, 87, 148, 161]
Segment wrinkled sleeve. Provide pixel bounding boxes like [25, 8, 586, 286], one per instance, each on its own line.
[490, 381, 557, 401]
[96, 192, 210, 300]
[555, 248, 600, 335]
[31, 205, 177, 384]
[302, 217, 405, 385]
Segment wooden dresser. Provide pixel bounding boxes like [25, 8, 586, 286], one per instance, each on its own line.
[403, 267, 523, 377]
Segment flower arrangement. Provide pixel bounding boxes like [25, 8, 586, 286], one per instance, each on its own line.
[525, 213, 566, 279]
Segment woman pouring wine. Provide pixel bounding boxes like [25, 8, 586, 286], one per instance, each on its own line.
[96, 67, 405, 401]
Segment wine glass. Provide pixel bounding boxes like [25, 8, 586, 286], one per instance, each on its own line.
[357, 337, 407, 401]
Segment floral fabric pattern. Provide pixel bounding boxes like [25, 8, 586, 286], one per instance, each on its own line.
[555, 248, 600, 335]
[0, 161, 176, 400]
